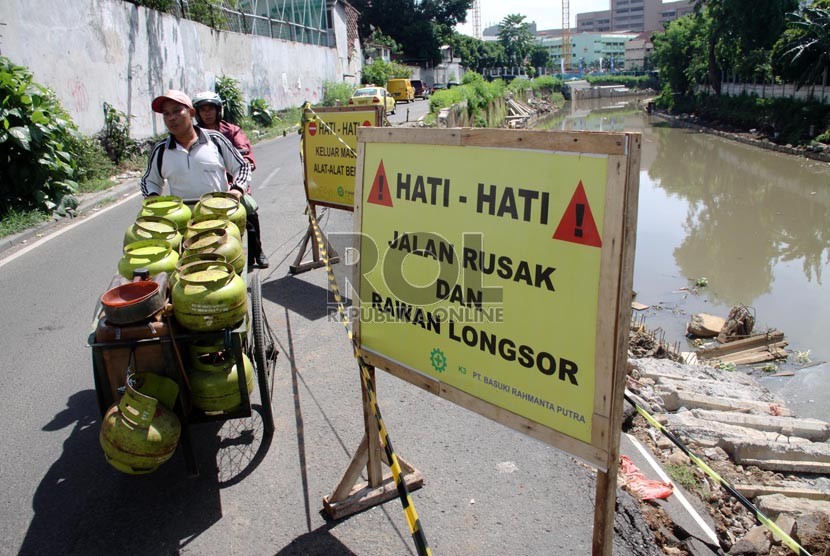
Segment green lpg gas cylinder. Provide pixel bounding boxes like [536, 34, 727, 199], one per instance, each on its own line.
[183, 214, 242, 243]
[139, 196, 192, 232]
[118, 239, 179, 279]
[99, 373, 181, 474]
[182, 229, 244, 275]
[124, 216, 182, 252]
[188, 350, 254, 412]
[172, 261, 247, 331]
[193, 192, 247, 238]
[170, 252, 226, 291]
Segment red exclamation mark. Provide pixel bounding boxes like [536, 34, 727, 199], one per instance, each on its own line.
[378, 175, 384, 202]
[574, 203, 585, 238]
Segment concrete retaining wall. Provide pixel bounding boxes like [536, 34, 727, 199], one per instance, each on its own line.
[0, 0, 352, 138]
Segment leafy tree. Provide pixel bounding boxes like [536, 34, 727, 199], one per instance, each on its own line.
[351, 0, 474, 62]
[772, 4, 830, 89]
[363, 30, 402, 61]
[528, 44, 551, 72]
[652, 15, 708, 96]
[448, 33, 506, 72]
[693, 0, 797, 93]
[497, 14, 535, 65]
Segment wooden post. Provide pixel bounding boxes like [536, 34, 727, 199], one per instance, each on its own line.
[593, 132, 641, 554]
[323, 365, 424, 520]
[289, 204, 340, 274]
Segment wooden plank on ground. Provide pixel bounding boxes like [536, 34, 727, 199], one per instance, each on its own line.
[714, 346, 788, 365]
[697, 331, 784, 359]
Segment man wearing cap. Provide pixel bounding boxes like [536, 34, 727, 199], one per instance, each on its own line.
[140, 89, 249, 201]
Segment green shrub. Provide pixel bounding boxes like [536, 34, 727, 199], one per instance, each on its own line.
[184, 0, 231, 30]
[361, 59, 411, 86]
[322, 81, 356, 107]
[70, 135, 114, 183]
[99, 102, 139, 165]
[249, 98, 274, 127]
[692, 92, 830, 145]
[529, 75, 563, 95]
[507, 77, 532, 93]
[429, 74, 507, 127]
[215, 76, 245, 124]
[0, 56, 79, 215]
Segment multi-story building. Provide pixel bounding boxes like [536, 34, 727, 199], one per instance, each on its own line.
[624, 31, 655, 70]
[576, 0, 693, 33]
[539, 31, 640, 71]
[658, 0, 695, 28]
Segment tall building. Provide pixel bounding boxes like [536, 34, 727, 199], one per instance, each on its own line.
[576, 0, 693, 33]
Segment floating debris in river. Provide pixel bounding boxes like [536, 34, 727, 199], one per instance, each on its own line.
[718, 305, 755, 342]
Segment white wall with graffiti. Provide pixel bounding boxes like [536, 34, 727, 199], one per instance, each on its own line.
[0, 0, 354, 138]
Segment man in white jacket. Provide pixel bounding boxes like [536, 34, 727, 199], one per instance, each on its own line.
[140, 89, 249, 201]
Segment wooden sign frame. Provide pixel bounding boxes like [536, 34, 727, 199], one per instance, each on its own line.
[292, 106, 384, 274]
[351, 128, 641, 554]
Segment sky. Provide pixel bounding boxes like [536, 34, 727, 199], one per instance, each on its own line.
[455, 0, 611, 35]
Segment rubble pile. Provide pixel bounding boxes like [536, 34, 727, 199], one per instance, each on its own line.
[630, 320, 683, 362]
[625, 357, 830, 555]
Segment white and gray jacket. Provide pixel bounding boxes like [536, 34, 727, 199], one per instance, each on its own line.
[140, 126, 250, 200]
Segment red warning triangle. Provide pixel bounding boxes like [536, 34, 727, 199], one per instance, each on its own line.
[553, 181, 602, 247]
[367, 160, 393, 207]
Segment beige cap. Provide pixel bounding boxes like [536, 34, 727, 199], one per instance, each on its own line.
[151, 90, 195, 114]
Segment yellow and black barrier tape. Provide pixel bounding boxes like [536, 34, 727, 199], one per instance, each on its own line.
[624, 392, 811, 556]
[307, 205, 432, 556]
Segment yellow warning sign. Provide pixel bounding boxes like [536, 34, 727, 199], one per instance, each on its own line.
[354, 128, 640, 463]
[302, 106, 382, 210]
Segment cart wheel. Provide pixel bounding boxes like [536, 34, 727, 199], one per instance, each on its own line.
[250, 273, 276, 435]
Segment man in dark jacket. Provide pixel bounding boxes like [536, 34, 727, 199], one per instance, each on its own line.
[193, 90, 269, 269]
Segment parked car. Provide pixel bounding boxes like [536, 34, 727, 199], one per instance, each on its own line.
[410, 79, 430, 99]
[348, 86, 396, 114]
[447, 81, 460, 89]
[431, 83, 448, 94]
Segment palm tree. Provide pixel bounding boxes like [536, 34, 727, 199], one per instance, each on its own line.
[778, 5, 830, 90]
[497, 14, 534, 66]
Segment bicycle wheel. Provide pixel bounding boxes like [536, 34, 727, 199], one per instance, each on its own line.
[250, 273, 275, 435]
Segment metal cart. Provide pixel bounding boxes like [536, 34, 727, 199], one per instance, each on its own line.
[88, 271, 277, 476]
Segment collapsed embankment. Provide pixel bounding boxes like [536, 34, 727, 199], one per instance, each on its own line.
[625, 355, 830, 555]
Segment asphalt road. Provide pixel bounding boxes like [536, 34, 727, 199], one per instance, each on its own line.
[0, 105, 661, 555]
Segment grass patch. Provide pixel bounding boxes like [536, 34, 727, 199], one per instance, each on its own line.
[0, 208, 49, 238]
[76, 177, 117, 195]
[665, 464, 699, 493]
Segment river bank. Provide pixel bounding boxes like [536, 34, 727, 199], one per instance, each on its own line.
[648, 107, 830, 164]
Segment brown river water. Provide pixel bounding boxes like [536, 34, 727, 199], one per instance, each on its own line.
[535, 97, 830, 422]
